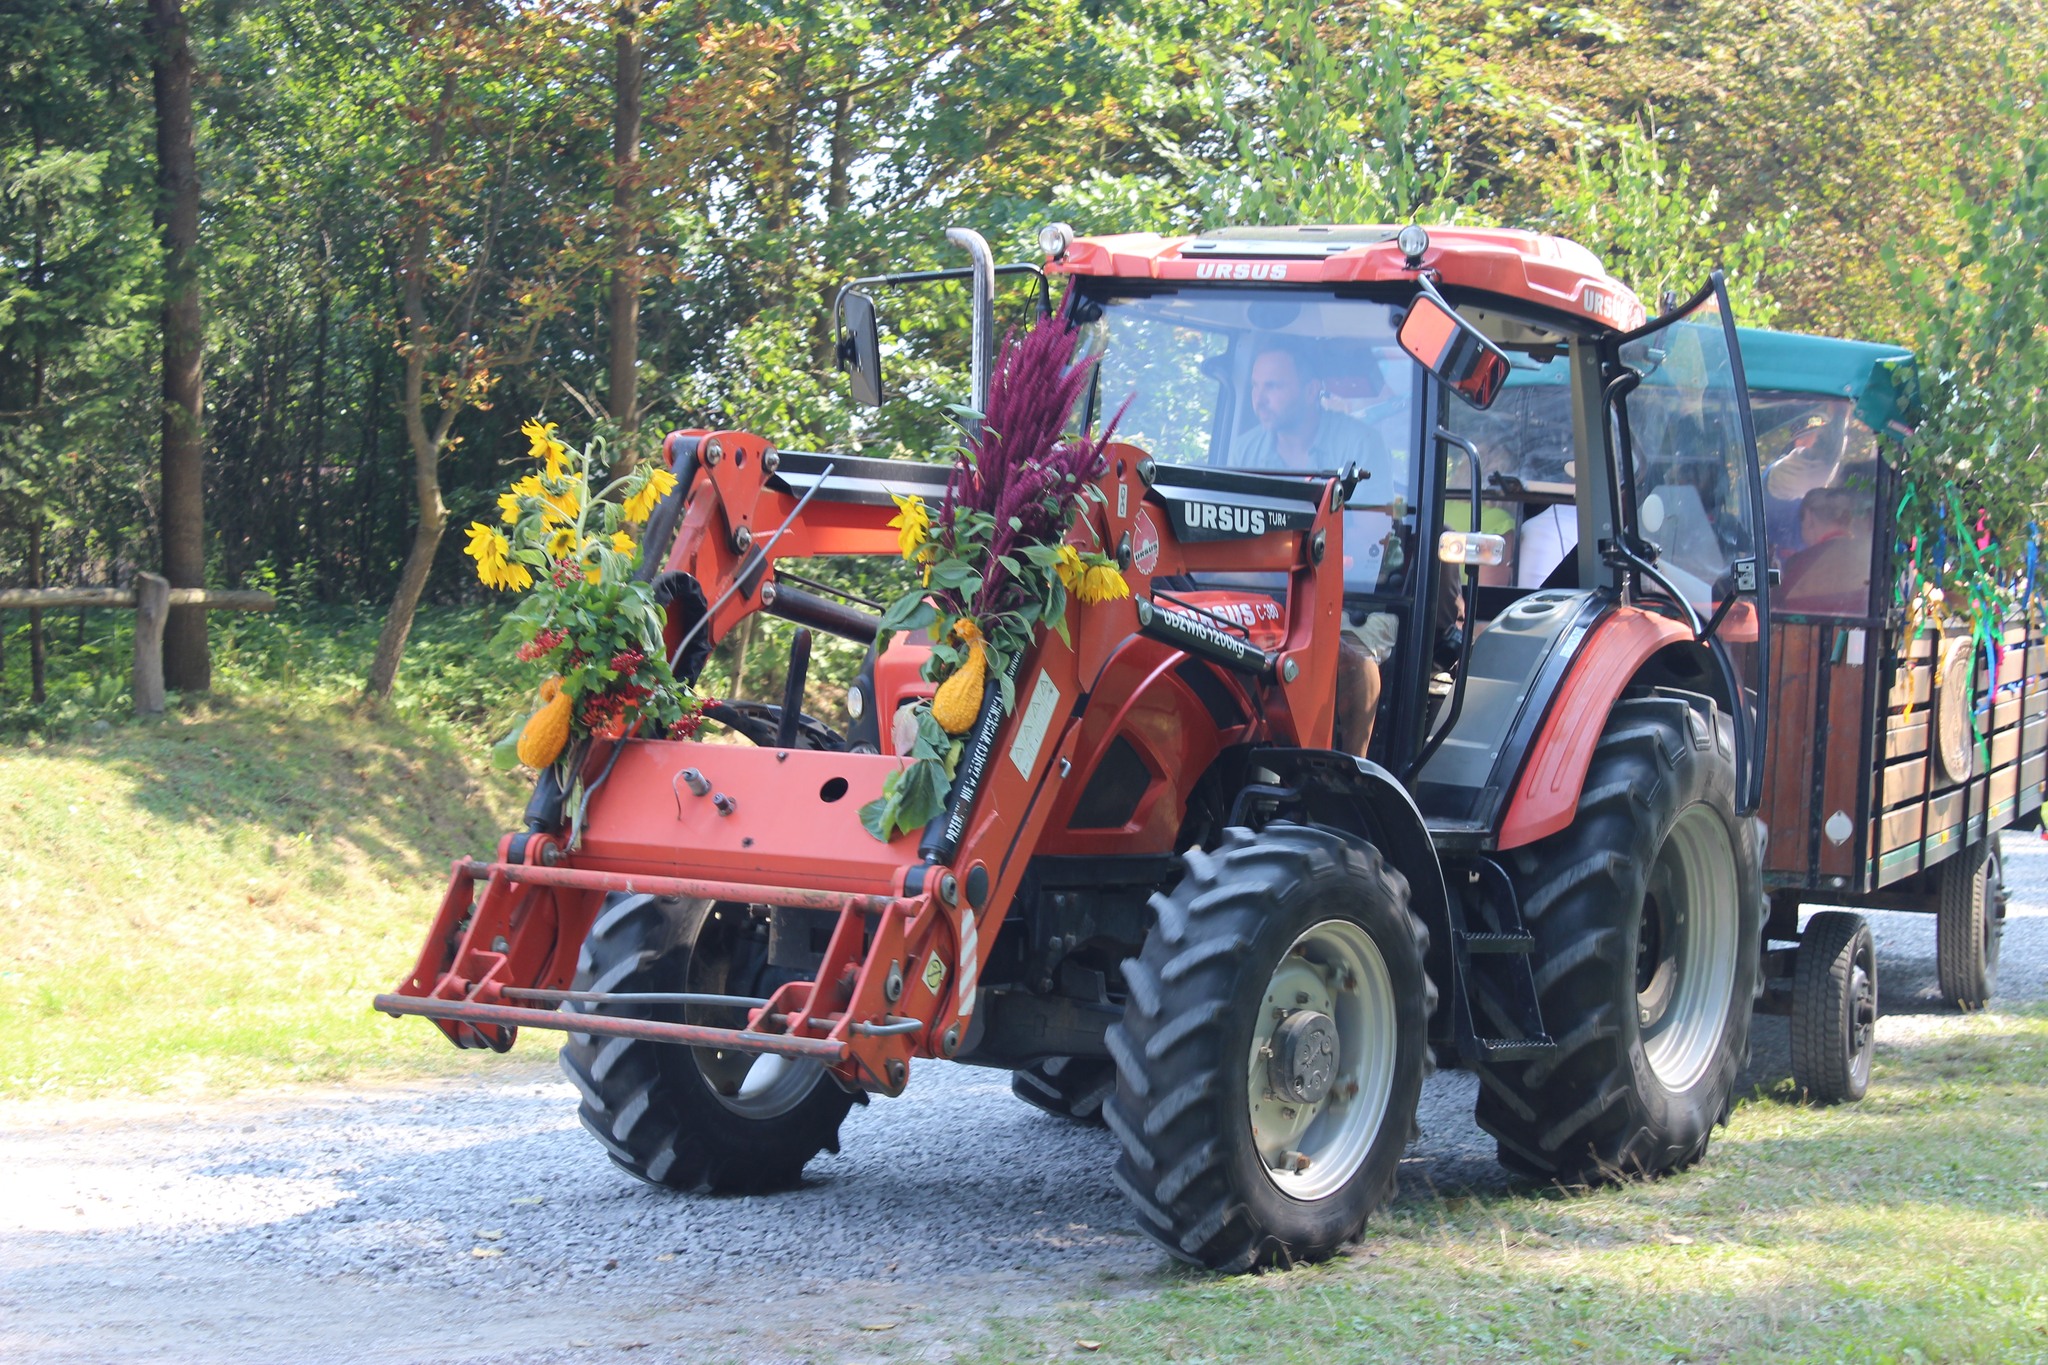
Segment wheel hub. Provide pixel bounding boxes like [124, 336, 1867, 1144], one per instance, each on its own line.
[1246, 921, 1399, 1201]
[1269, 1010, 1340, 1104]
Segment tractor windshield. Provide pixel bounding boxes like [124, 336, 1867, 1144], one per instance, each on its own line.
[1069, 283, 1420, 594]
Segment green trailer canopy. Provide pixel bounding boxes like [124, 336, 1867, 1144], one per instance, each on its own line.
[1500, 325, 1920, 436]
[1733, 327, 1920, 436]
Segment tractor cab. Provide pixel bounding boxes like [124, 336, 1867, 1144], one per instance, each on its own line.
[1042, 225, 1772, 802]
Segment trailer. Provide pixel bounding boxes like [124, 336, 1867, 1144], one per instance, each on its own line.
[1456, 328, 2042, 1099]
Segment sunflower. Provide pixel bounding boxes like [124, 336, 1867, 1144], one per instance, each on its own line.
[622, 466, 678, 522]
[1054, 543, 1085, 594]
[464, 522, 532, 592]
[1077, 560, 1131, 604]
[611, 530, 637, 554]
[546, 525, 582, 559]
[541, 483, 581, 527]
[522, 418, 570, 479]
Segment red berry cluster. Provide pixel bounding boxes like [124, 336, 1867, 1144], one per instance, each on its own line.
[669, 710, 705, 740]
[608, 648, 645, 674]
[579, 684, 652, 741]
[550, 559, 580, 588]
[516, 626, 567, 662]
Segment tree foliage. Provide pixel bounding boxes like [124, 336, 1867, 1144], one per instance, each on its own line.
[3, 0, 2045, 702]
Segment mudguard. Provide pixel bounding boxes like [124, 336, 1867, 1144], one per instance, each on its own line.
[1412, 589, 1707, 851]
[1243, 746, 1453, 1041]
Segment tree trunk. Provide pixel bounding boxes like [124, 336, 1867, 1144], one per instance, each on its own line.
[606, 0, 645, 461]
[309, 236, 331, 594]
[149, 0, 209, 692]
[364, 78, 458, 703]
[28, 518, 46, 705]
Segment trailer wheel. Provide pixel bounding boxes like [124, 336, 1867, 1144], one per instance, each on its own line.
[559, 893, 856, 1193]
[1937, 835, 2004, 1009]
[1012, 1057, 1114, 1125]
[1477, 695, 1760, 1182]
[1105, 824, 1430, 1271]
[1789, 910, 1877, 1104]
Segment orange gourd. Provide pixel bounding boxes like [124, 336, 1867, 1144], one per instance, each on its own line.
[931, 619, 988, 734]
[518, 677, 573, 768]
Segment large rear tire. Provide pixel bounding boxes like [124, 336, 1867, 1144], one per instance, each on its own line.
[559, 893, 856, 1192]
[1105, 824, 1432, 1271]
[1937, 835, 2004, 1009]
[1476, 694, 1760, 1182]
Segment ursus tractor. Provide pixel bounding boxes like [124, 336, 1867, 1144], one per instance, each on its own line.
[380, 222, 1801, 1270]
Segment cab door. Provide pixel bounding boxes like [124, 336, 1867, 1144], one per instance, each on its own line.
[1603, 272, 1772, 812]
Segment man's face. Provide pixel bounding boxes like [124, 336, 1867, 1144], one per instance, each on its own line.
[1250, 350, 1318, 431]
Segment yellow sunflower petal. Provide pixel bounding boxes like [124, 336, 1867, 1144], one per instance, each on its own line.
[888, 493, 931, 562]
[1078, 562, 1130, 604]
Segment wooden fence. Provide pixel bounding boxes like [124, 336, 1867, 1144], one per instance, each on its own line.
[0, 575, 275, 715]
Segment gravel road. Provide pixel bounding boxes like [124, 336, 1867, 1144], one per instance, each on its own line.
[5, 835, 2045, 1365]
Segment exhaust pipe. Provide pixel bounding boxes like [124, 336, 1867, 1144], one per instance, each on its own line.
[946, 226, 996, 418]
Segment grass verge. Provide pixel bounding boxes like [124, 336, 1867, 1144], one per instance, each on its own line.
[973, 1006, 2048, 1364]
[0, 680, 537, 1097]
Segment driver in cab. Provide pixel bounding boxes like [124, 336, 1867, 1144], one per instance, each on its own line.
[1229, 340, 1391, 758]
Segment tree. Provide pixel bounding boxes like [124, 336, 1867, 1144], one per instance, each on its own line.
[148, 0, 209, 691]
[606, 0, 646, 453]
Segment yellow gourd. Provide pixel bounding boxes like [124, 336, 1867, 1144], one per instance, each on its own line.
[931, 618, 988, 734]
[518, 676, 573, 768]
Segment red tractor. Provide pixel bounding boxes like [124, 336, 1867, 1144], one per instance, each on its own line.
[381, 222, 1791, 1269]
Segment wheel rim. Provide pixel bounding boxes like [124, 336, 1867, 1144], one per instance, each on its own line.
[693, 1049, 824, 1119]
[1636, 805, 1740, 1093]
[1984, 844, 2006, 979]
[1245, 918, 1398, 1201]
[686, 902, 825, 1120]
[1848, 935, 1877, 1091]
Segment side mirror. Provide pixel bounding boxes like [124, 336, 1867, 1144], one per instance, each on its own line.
[835, 288, 883, 407]
[1398, 292, 1511, 410]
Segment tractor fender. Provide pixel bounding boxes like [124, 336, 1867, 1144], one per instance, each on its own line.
[1494, 606, 1699, 850]
[1242, 747, 1452, 1023]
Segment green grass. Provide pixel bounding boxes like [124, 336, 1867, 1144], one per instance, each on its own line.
[0, 598, 553, 1096]
[972, 1008, 2048, 1364]
[0, 594, 866, 1096]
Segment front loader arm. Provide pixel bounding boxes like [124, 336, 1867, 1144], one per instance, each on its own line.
[379, 432, 1348, 1096]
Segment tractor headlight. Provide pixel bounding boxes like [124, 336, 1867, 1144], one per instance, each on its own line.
[1438, 530, 1506, 566]
[1038, 222, 1075, 261]
[1397, 224, 1430, 267]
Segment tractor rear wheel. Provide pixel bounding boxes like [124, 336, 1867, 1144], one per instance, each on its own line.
[559, 893, 856, 1192]
[1476, 694, 1760, 1182]
[1012, 1057, 1114, 1125]
[1937, 835, 2004, 1009]
[1105, 824, 1431, 1270]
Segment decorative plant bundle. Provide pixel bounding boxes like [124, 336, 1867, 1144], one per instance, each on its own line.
[469, 420, 701, 792]
[861, 310, 1128, 841]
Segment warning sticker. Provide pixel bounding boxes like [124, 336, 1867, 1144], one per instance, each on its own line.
[922, 952, 947, 994]
[1008, 670, 1061, 780]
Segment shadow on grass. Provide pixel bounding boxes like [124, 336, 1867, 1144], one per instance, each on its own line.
[75, 694, 519, 880]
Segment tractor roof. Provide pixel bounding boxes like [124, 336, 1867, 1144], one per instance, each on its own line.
[1052, 225, 1647, 333]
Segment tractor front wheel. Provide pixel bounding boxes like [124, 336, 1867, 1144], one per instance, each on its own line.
[559, 893, 856, 1192]
[1477, 694, 1760, 1182]
[1105, 824, 1431, 1270]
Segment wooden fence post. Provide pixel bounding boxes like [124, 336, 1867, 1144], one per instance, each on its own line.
[133, 573, 170, 716]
